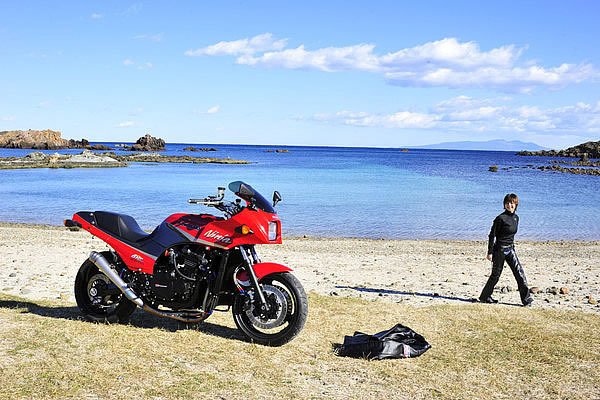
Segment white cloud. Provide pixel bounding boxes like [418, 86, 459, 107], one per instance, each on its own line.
[185, 33, 287, 57]
[91, 13, 103, 20]
[313, 97, 600, 135]
[190, 34, 599, 91]
[1, 115, 16, 121]
[238, 44, 380, 72]
[123, 58, 134, 66]
[206, 105, 220, 114]
[385, 63, 595, 92]
[380, 38, 521, 69]
[117, 121, 135, 128]
[193, 105, 221, 115]
[326, 110, 438, 128]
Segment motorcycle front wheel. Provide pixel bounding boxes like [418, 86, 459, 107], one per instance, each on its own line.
[74, 251, 137, 323]
[232, 272, 308, 346]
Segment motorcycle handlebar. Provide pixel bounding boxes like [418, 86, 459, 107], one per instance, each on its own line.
[188, 187, 244, 218]
[188, 186, 226, 206]
[188, 198, 221, 206]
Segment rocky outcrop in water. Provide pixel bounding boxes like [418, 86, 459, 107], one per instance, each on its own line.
[130, 134, 165, 151]
[517, 140, 600, 159]
[183, 146, 217, 152]
[536, 163, 600, 176]
[512, 140, 600, 175]
[104, 152, 250, 164]
[0, 129, 93, 150]
[0, 150, 125, 169]
[88, 144, 112, 150]
[0, 150, 250, 169]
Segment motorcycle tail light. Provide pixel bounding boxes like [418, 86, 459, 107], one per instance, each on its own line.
[268, 222, 278, 241]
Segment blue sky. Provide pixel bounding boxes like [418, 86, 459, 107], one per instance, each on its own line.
[1, 1, 599, 149]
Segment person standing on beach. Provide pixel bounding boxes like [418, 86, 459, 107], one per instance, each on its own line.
[479, 193, 534, 306]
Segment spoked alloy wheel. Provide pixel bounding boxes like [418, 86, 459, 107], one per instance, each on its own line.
[232, 272, 308, 346]
[74, 252, 137, 323]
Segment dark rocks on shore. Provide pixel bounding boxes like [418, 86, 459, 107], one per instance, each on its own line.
[264, 149, 290, 153]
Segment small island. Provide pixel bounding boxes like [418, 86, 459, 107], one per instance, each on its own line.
[516, 140, 600, 175]
[183, 146, 217, 152]
[0, 129, 90, 150]
[0, 130, 249, 169]
[517, 140, 600, 159]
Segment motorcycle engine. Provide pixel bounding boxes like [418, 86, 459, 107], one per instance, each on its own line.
[136, 246, 213, 306]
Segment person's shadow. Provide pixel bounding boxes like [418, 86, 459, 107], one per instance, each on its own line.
[0, 298, 246, 341]
[336, 285, 478, 303]
[336, 286, 524, 307]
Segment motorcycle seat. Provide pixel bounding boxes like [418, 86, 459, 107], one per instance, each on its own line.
[93, 211, 149, 243]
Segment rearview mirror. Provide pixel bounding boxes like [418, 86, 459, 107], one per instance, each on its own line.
[272, 191, 282, 207]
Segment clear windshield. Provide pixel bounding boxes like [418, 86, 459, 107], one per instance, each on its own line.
[228, 181, 276, 214]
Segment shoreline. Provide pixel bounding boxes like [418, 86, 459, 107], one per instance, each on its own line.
[2, 221, 599, 243]
[0, 222, 598, 314]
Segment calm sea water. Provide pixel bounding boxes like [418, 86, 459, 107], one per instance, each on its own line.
[0, 143, 598, 240]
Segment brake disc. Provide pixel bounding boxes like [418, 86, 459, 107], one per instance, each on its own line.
[245, 284, 288, 329]
[87, 273, 112, 306]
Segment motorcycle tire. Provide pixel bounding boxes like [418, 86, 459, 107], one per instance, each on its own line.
[74, 251, 137, 324]
[232, 272, 308, 346]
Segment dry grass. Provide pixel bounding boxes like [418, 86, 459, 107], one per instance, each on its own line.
[0, 292, 598, 400]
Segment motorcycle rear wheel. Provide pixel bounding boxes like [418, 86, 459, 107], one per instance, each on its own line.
[232, 272, 308, 346]
[74, 252, 137, 323]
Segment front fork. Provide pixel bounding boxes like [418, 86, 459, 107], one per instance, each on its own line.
[239, 245, 270, 311]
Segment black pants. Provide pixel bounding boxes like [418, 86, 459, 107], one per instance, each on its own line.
[480, 245, 532, 304]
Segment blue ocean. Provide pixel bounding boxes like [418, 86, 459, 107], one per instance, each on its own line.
[1, 143, 598, 240]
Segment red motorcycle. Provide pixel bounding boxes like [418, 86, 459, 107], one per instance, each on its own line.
[64, 181, 308, 346]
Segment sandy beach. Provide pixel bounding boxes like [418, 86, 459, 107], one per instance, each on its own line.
[1, 223, 599, 313]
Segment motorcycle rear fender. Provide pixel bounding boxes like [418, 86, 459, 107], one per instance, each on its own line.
[253, 262, 293, 280]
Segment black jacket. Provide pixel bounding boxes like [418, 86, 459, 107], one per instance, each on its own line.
[488, 210, 519, 254]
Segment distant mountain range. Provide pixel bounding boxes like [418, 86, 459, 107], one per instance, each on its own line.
[414, 139, 548, 151]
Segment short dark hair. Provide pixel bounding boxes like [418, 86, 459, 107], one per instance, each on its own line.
[504, 193, 519, 208]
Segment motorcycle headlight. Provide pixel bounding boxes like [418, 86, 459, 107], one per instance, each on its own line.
[268, 222, 278, 241]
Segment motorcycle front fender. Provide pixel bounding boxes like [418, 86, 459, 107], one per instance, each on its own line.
[252, 262, 293, 281]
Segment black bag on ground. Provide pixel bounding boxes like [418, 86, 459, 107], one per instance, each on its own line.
[333, 323, 431, 360]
